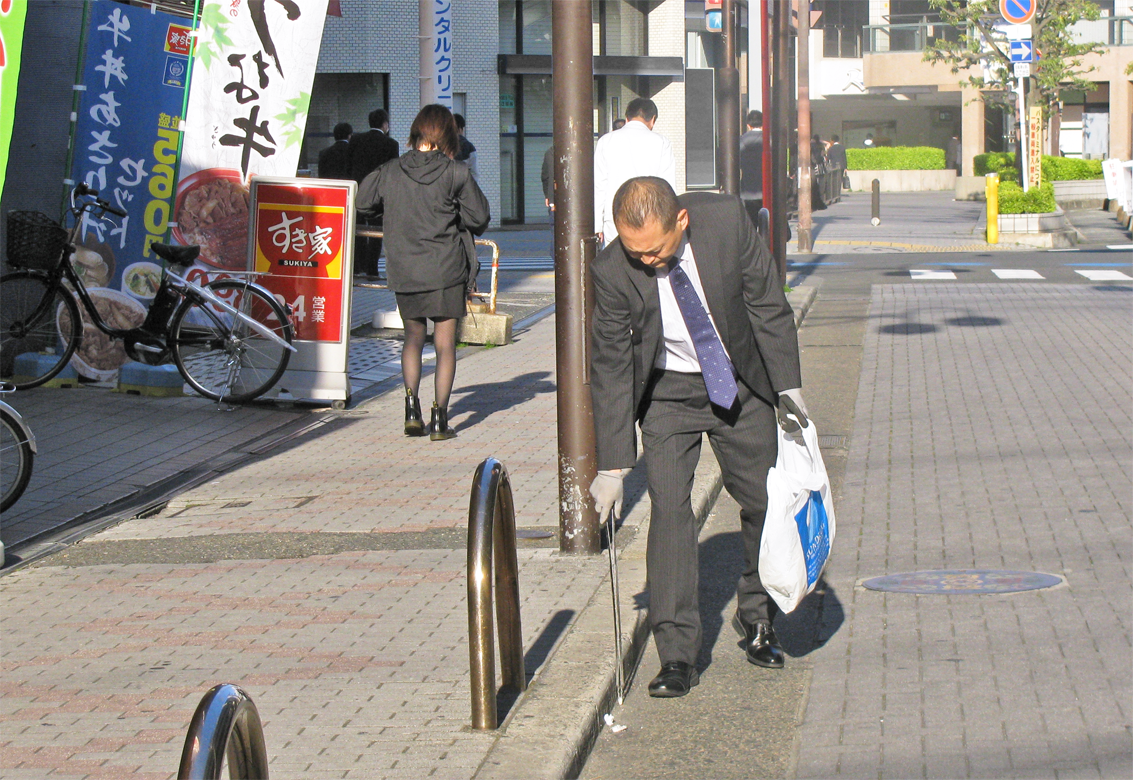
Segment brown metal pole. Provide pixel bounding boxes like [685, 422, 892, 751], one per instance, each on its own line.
[772, 0, 790, 279]
[551, 0, 600, 555]
[760, 0, 772, 220]
[719, 0, 741, 195]
[796, 0, 813, 253]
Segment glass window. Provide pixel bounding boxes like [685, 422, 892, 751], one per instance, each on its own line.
[816, 0, 867, 58]
[522, 0, 552, 55]
[500, 0, 517, 55]
[603, 0, 645, 56]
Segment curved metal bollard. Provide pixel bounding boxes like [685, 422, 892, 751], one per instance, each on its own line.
[468, 457, 526, 730]
[178, 684, 269, 780]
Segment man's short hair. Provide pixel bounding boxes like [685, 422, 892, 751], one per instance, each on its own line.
[831, 135, 841, 143]
[625, 97, 659, 122]
[612, 176, 679, 233]
[746, 110, 762, 127]
[612, 118, 626, 131]
[369, 108, 390, 129]
[453, 113, 466, 131]
[333, 122, 353, 141]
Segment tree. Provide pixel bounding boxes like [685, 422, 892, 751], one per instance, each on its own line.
[923, 0, 1104, 155]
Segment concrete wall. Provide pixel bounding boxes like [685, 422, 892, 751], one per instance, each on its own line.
[847, 169, 957, 192]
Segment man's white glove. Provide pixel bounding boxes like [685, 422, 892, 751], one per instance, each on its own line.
[777, 388, 810, 432]
[589, 469, 625, 524]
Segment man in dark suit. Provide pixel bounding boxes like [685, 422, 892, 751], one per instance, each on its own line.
[739, 109, 764, 228]
[349, 109, 400, 278]
[588, 176, 809, 698]
[317, 122, 352, 180]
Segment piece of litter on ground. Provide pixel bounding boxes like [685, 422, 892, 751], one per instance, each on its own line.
[603, 714, 614, 726]
[611, 724, 627, 733]
[603, 713, 627, 733]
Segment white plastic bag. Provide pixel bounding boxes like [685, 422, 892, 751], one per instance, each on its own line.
[758, 418, 836, 614]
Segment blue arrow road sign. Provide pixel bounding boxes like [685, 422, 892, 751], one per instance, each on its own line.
[1009, 40, 1034, 62]
[1001, 0, 1036, 25]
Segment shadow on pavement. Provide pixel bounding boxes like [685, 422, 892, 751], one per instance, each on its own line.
[448, 371, 556, 432]
[496, 608, 576, 721]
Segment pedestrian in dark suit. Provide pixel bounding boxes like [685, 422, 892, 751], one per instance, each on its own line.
[588, 176, 809, 698]
[349, 109, 401, 278]
[317, 122, 352, 180]
[739, 109, 764, 228]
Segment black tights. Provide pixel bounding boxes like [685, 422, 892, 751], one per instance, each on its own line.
[403, 317, 457, 409]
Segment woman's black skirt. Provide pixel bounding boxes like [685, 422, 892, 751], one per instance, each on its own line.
[395, 283, 466, 320]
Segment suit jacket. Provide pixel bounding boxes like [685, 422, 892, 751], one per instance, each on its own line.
[590, 192, 802, 470]
[349, 128, 401, 184]
[317, 139, 351, 180]
[739, 128, 763, 199]
[593, 121, 676, 244]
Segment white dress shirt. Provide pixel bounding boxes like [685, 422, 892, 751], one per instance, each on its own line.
[593, 120, 677, 246]
[654, 236, 730, 373]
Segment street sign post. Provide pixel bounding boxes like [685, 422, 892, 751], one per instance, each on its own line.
[1000, 0, 1036, 25]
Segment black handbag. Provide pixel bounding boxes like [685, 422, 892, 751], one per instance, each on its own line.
[842, 171, 851, 190]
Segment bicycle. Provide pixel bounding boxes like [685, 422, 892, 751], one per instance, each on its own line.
[2, 183, 296, 403]
[0, 382, 36, 513]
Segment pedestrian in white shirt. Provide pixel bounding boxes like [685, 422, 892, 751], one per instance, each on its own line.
[594, 98, 677, 247]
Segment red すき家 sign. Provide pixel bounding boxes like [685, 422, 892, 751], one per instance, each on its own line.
[252, 182, 349, 342]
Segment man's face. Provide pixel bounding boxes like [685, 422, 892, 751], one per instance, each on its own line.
[617, 209, 689, 268]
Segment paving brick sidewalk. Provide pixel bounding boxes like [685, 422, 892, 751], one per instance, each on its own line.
[0, 313, 654, 780]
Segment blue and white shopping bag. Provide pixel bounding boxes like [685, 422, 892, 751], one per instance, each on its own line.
[758, 417, 836, 614]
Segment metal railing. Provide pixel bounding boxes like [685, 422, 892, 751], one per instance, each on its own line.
[863, 16, 1133, 53]
[354, 229, 502, 314]
[178, 684, 269, 780]
[467, 457, 526, 730]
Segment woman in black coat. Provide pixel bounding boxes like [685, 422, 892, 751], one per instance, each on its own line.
[357, 105, 490, 439]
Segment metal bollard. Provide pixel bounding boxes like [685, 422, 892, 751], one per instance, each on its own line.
[178, 684, 268, 780]
[757, 207, 771, 243]
[985, 173, 999, 244]
[468, 457, 526, 730]
[871, 179, 881, 226]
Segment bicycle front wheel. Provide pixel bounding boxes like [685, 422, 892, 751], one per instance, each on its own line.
[0, 271, 81, 390]
[169, 280, 293, 402]
[0, 406, 35, 512]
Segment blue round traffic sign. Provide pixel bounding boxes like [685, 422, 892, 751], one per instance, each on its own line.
[1000, 0, 1036, 25]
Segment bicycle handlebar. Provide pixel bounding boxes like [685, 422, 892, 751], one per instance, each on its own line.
[73, 182, 128, 218]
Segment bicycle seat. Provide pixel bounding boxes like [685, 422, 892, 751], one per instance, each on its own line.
[150, 242, 200, 266]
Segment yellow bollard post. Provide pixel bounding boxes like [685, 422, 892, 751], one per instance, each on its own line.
[985, 172, 999, 245]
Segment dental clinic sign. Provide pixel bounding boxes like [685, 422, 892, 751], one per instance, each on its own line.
[419, 0, 453, 108]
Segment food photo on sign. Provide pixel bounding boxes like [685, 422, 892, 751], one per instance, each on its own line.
[174, 0, 329, 303]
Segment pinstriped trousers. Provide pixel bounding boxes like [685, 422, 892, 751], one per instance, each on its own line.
[640, 369, 779, 666]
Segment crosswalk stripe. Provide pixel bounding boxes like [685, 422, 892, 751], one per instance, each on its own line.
[992, 269, 1044, 279]
[1076, 269, 1133, 281]
[909, 269, 957, 280]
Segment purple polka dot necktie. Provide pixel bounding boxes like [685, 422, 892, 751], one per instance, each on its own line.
[668, 262, 739, 409]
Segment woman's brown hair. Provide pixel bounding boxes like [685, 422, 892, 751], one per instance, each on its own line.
[408, 104, 460, 159]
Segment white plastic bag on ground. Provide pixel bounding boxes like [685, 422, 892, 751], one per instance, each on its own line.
[758, 418, 836, 614]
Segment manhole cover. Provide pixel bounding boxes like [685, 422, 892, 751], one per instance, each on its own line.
[861, 569, 1063, 595]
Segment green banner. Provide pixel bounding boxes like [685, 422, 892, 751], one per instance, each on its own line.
[0, 0, 28, 197]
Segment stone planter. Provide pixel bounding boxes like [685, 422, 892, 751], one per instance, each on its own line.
[846, 169, 956, 192]
[997, 207, 1079, 248]
[1052, 179, 1108, 210]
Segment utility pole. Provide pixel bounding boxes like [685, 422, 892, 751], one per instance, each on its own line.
[550, 0, 600, 555]
[718, 0, 741, 195]
[796, 0, 813, 253]
[771, 0, 791, 279]
[760, 0, 772, 225]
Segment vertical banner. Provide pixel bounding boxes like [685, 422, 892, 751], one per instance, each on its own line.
[0, 0, 28, 195]
[176, 0, 328, 282]
[1027, 105, 1042, 189]
[419, 0, 453, 108]
[250, 176, 354, 402]
[67, 0, 192, 381]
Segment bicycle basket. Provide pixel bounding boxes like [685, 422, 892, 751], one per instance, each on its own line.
[5, 211, 68, 271]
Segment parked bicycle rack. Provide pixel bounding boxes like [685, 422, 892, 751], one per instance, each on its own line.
[178, 684, 269, 780]
[467, 457, 526, 730]
[354, 228, 501, 314]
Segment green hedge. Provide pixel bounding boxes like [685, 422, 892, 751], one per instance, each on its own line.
[845, 146, 946, 171]
[998, 181, 1056, 214]
[974, 153, 1104, 181]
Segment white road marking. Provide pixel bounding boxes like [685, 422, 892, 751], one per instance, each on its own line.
[909, 269, 957, 280]
[1075, 269, 1133, 281]
[1106, 245, 1133, 251]
[992, 269, 1044, 279]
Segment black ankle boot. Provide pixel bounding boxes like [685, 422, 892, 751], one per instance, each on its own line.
[404, 388, 425, 436]
[429, 403, 456, 440]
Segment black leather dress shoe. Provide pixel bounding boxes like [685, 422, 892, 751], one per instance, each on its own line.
[733, 611, 785, 669]
[647, 661, 700, 698]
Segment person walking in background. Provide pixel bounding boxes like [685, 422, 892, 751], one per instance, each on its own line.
[739, 110, 764, 228]
[454, 113, 478, 177]
[317, 122, 352, 180]
[356, 104, 490, 441]
[612, 118, 626, 131]
[946, 132, 962, 175]
[826, 134, 847, 172]
[588, 177, 808, 698]
[349, 109, 400, 279]
[593, 97, 676, 247]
